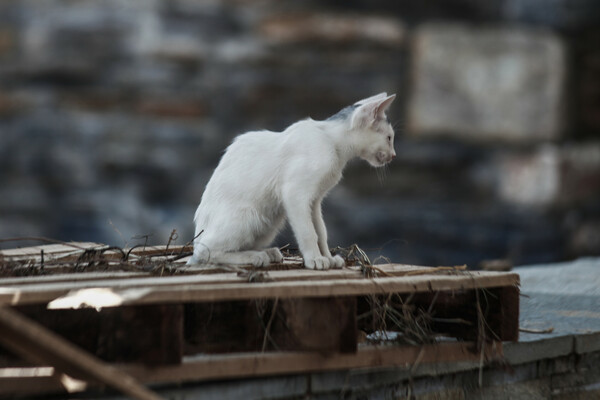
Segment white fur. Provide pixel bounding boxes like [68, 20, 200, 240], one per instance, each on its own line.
[187, 93, 396, 269]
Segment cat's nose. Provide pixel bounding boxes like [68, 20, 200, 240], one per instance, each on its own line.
[391, 152, 396, 160]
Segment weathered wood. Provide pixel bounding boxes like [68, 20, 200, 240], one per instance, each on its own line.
[486, 285, 520, 342]
[1, 304, 183, 365]
[126, 341, 503, 385]
[185, 296, 357, 354]
[357, 286, 521, 343]
[0, 271, 145, 286]
[0, 367, 88, 398]
[0, 263, 410, 288]
[0, 241, 520, 400]
[0, 269, 520, 307]
[273, 296, 357, 353]
[0, 341, 502, 397]
[0, 242, 103, 259]
[184, 301, 265, 354]
[0, 305, 165, 400]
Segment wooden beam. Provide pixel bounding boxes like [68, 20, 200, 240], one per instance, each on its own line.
[0, 305, 165, 400]
[8, 304, 184, 365]
[97, 272, 519, 305]
[0, 242, 103, 259]
[1, 270, 520, 307]
[0, 271, 145, 286]
[0, 341, 502, 397]
[125, 341, 503, 384]
[185, 297, 357, 354]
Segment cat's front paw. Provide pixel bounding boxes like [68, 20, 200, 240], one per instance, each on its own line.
[304, 256, 331, 270]
[328, 255, 345, 269]
[250, 252, 271, 267]
[265, 247, 284, 263]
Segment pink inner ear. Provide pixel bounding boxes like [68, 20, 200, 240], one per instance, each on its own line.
[351, 95, 396, 129]
[374, 95, 396, 119]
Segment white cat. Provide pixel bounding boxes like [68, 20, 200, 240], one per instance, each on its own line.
[187, 93, 396, 270]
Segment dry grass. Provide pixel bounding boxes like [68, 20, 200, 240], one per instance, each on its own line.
[0, 236, 193, 277]
[1, 238, 499, 350]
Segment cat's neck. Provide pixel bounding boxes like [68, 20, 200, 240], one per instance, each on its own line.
[318, 119, 359, 164]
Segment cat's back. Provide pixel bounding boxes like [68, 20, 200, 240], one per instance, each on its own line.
[224, 129, 282, 160]
[204, 129, 284, 194]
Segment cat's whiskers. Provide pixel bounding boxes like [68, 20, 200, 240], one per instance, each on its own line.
[375, 164, 389, 185]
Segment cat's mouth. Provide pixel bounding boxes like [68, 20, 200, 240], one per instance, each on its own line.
[374, 151, 394, 166]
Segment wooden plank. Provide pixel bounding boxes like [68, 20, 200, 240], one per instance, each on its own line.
[0, 367, 81, 398]
[127, 245, 192, 257]
[185, 297, 357, 354]
[0, 266, 352, 288]
[125, 341, 503, 384]
[0, 266, 519, 307]
[128, 272, 518, 305]
[0, 305, 164, 400]
[487, 285, 520, 341]
[7, 304, 184, 365]
[0, 242, 103, 258]
[0, 341, 502, 397]
[0, 271, 145, 286]
[357, 286, 521, 342]
[274, 296, 357, 353]
[0, 263, 421, 287]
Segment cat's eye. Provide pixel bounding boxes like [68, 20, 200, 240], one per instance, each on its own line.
[387, 135, 392, 143]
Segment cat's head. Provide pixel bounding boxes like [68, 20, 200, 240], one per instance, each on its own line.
[346, 93, 397, 167]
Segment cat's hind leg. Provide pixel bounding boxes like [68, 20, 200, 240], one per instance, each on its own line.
[186, 246, 272, 267]
[252, 215, 285, 263]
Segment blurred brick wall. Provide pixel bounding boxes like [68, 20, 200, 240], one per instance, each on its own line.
[0, 0, 598, 266]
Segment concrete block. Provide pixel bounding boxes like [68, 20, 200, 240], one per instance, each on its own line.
[156, 374, 309, 400]
[409, 24, 566, 142]
[569, 221, 600, 257]
[0, 92, 27, 117]
[504, 336, 574, 365]
[538, 355, 576, 377]
[552, 388, 600, 400]
[497, 145, 560, 206]
[481, 362, 539, 387]
[465, 378, 551, 400]
[574, 333, 600, 354]
[415, 387, 465, 400]
[259, 13, 405, 46]
[552, 352, 600, 394]
[497, 143, 600, 206]
[552, 371, 600, 392]
[310, 367, 412, 393]
[0, 28, 15, 55]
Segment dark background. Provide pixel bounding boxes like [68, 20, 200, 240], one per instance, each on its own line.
[1, 0, 599, 267]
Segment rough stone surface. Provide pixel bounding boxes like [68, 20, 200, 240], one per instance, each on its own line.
[466, 379, 551, 400]
[517, 258, 600, 341]
[258, 13, 405, 45]
[409, 24, 566, 142]
[496, 142, 600, 207]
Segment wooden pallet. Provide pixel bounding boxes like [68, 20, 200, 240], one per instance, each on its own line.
[0, 242, 519, 399]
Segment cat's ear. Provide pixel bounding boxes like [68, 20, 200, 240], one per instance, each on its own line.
[354, 92, 388, 106]
[351, 94, 396, 129]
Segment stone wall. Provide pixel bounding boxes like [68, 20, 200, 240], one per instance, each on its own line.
[0, 0, 599, 266]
